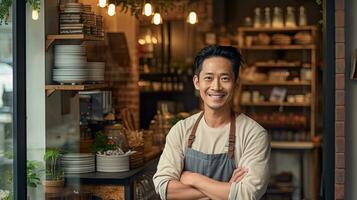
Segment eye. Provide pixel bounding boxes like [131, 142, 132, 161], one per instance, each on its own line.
[221, 76, 230, 81]
[204, 76, 213, 81]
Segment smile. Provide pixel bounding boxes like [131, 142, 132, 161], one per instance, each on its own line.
[207, 93, 226, 98]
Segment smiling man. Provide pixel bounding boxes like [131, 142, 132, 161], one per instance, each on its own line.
[153, 45, 271, 200]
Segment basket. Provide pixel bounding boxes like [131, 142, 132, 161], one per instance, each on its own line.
[130, 146, 145, 169]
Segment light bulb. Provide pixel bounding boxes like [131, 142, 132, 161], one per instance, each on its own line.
[138, 39, 146, 45]
[143, 3, 152, 16]
[32, 9, 39, 20]
[98, 0, 106, 8]
[108, 4, 116, 16]
[187, 11, 198, 24]
[152, 37, 158, 44]
[152, 13, 162, 25]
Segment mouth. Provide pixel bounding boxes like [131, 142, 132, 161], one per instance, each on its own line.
[207, 93, 226, 100]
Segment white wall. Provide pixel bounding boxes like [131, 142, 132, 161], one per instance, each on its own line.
[26, 0, 46, 199]
[346, 0, 357, 199]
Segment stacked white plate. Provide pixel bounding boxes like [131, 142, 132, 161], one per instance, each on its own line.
[61, 153, 95, 174]
[53, 45, 105, 84]
[96, 154, 130, 172]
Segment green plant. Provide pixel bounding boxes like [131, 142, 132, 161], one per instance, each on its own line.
[90, 131, 117, 154]
[43, 149, 63, 180]
[27, 160, 43, 188]
[0, 0, 40, 25]
[109, 0, 175, 17]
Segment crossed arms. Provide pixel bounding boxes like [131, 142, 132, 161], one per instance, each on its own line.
[166, 167, 248, 200]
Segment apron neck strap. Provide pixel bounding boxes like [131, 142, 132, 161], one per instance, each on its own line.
[187, 111, 236, 159]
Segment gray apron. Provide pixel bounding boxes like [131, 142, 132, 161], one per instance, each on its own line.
[183, 112, 236, 182]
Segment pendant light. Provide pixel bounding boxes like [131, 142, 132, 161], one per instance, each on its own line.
[32, 9, 39, 20]
[187, 11, 198, 24]
[108, 4, 116, 16]
[143, 2, 153, 16]
[98, 0, 107, 8]
[152, 12, 162, 25]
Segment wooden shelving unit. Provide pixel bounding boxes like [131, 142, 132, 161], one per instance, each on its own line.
[271, 141, 316, 149]
[241, 80, 311, 86]
[236, 25, 319, 199]
[241, 102, 310, 107]
[45, 83, 108, 97]
[46, 34, 104, 50]
[238, 44, 315, 50]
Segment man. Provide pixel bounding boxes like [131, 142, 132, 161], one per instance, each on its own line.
[153, 45, 270, 200]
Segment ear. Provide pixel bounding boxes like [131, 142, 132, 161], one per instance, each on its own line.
[193, 75, 200, 90]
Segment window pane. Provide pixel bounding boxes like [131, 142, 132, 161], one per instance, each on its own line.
[0, 14, 13, 200]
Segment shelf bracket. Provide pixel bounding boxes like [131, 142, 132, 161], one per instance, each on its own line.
[46, 38, 55, 51]
[46, 89, 56, 97]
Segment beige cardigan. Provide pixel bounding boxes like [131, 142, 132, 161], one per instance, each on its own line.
[153, 112, 271, 200]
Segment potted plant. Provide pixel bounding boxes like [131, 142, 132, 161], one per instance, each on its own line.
[42, 149, 64, 193]
[91, 131, 132, 172]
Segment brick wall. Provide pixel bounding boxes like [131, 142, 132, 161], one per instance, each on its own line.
[335, 0, 346, 199]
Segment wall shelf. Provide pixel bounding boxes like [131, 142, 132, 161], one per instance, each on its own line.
[241, 80, 311, 86]
[238, 45, 316, 50]
[45, 83, 108, 97]
[238, 26, 317, 32]
[241, 102, 311, 107]
[46, 34, 104, 50]
[271, 141, 317, 150]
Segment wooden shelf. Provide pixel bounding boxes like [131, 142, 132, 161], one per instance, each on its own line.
[241, 102, 310, 107]
[46, 34, 104, 50]
[238, 26, 317, 32]
[254, 63, 302, 67]
[271, 141, 317, 149]
[45, 83, 108, 96]
[238, 45, 316, 50]
[241, 80, 311, 86]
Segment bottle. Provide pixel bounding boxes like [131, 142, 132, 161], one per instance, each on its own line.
[285, 6, 296, 27]
[272, 7, 284, 28]
[299, 6, 307, 26]
[264, 7, 271, 28]
[253, 8, 262, 28]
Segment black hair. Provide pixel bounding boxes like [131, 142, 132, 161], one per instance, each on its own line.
[194, 45, 243, 80]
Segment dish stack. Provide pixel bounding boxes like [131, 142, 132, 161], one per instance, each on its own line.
[61, 153, 95, 174]
[59, 3, 84, 34]
[81, 6, 95, 36]
[96, 154, 130, 172]
[53, 45, 105, 84]
[53, 44, 87, 84]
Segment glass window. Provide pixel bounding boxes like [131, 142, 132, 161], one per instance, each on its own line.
[0, 14, 13, 200]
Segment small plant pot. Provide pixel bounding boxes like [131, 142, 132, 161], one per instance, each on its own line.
[42, 179, 65, 194]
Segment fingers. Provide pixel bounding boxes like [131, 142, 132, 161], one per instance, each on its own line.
[229, 167, 248, 183]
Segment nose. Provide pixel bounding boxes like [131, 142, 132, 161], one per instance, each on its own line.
[211, 78, 222, 90]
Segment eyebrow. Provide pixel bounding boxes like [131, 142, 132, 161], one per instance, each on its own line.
[202, 72, 231, 76]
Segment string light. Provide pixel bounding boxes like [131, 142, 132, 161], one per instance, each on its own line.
[187, 11, 198, 24]
[143, 3, 153, 16]
[108, 4, 116, 16]
[98, 0, 107, 8]
[152, 13, 162, 25]
[32, 10, 39, 20]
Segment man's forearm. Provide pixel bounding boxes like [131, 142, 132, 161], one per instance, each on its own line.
[167, 180, 209, 200]
[190, 173, 232, 200]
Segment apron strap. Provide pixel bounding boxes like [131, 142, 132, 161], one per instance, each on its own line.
[228, 111, 236, 159]
[187, 111, 236, 159]
[188, 112, 204, 148]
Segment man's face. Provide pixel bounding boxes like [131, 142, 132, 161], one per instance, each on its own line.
[193, 56, 236, 112]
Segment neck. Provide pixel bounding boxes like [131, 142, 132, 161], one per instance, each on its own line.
[203, 107, 232, 128]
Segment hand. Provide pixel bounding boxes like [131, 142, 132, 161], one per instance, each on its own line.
[180, 171, 196, 186]
[229, 167, 248, 183]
